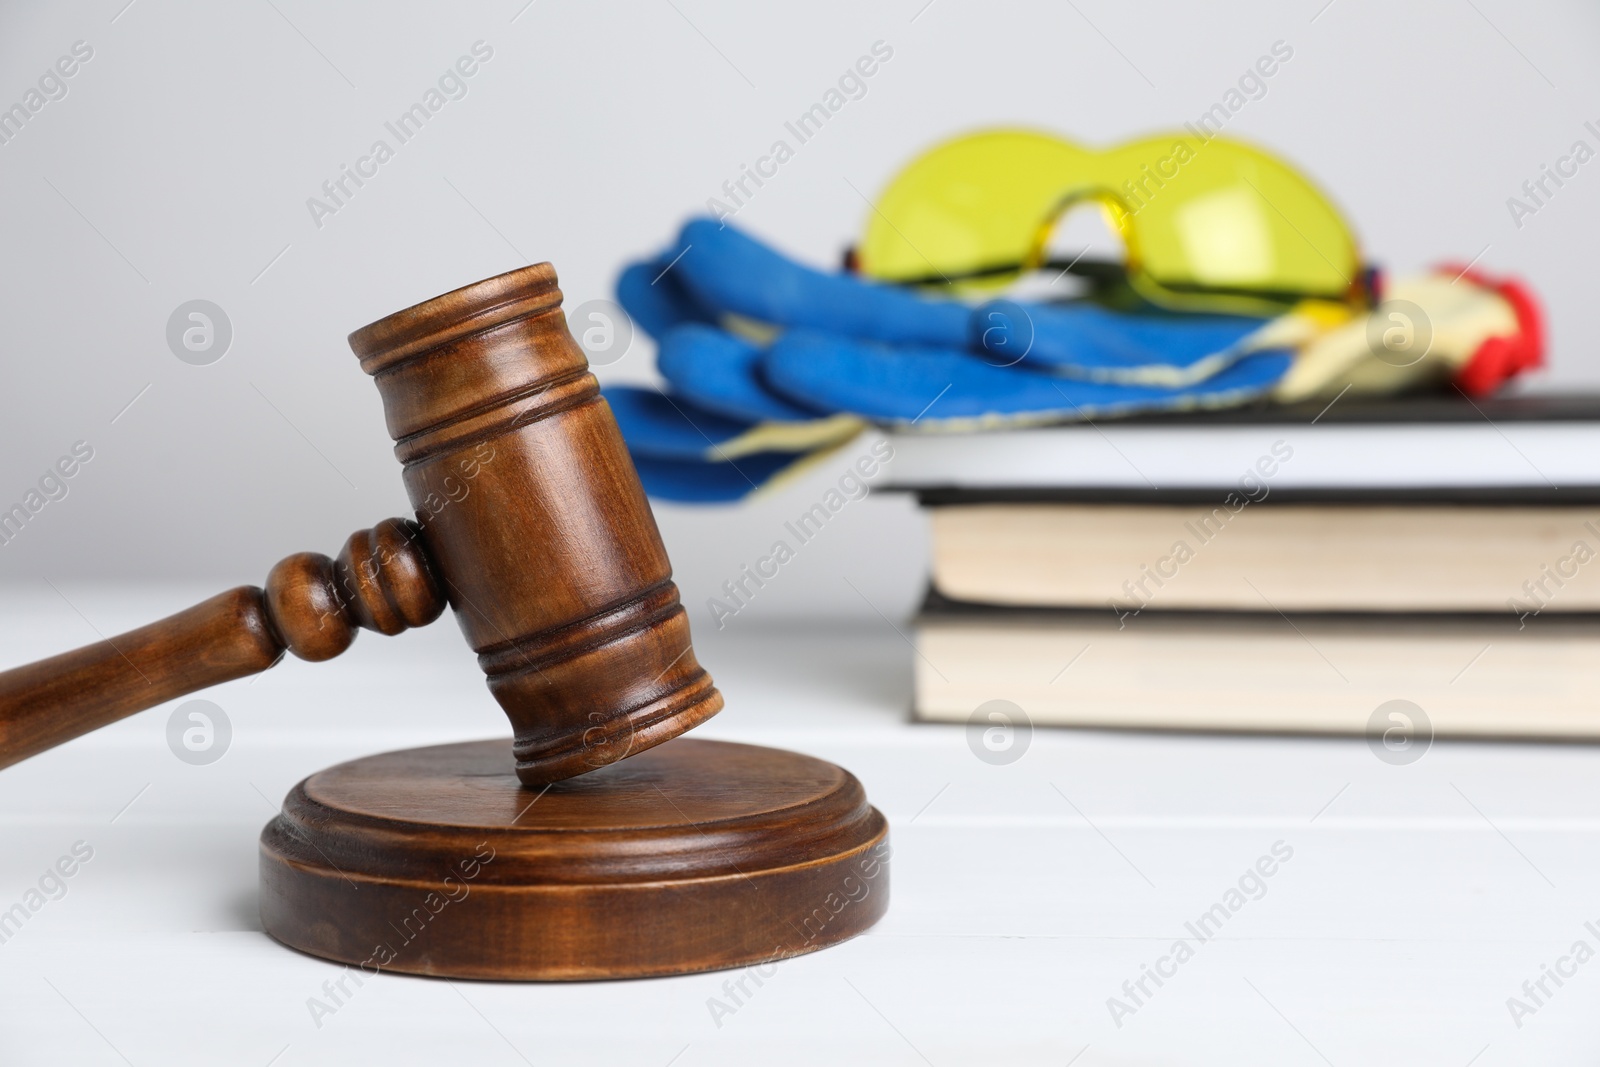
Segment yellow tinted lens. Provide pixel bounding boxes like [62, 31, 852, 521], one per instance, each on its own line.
[1104, 135, 1357, 298]
[859, 129, 1359, 301]
[857, 129, 1099, 283]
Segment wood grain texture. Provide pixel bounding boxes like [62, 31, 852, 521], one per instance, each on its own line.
[259, 738, 890, 980]
[1, 262, 886, 984]
[0, 518, 442, 771]
[0, 588, 279, 771]
[0, 262, 718, 784]
[348, 263, 722, 785]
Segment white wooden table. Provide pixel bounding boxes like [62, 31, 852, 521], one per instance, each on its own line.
[1, 586, 1596, 1066]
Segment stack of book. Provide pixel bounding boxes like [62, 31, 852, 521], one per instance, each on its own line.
[892, 394, 1600, 738]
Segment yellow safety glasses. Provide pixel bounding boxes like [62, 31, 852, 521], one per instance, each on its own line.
[851, 129, 1368, 315]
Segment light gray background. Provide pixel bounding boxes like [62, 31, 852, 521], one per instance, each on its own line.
[2, 0, 1597, 623]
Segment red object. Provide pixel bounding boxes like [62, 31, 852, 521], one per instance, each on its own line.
[1436, 263, 1545, 397]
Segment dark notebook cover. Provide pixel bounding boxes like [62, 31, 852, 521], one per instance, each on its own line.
[910, 486, 1600, 506]
[915, 586, 1600, 630]
[1031, 391, 1600, 426]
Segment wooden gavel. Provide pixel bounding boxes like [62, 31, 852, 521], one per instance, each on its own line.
[0, 264, 722, 785]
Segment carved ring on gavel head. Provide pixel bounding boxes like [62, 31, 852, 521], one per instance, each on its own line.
[0, 261, 888, 982]
[0, 263, 723, 785]
[348, 263, 724, 783]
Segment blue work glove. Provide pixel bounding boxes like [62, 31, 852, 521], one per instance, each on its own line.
[648, 308, 1289, 429]
[662, 217, 970, 348]
[603, 385, 811, 503]
[613, 221, 878, 501]
[655, 324, 820, 423]
[971, 299, 1273, 386]
[763, 333, 1292, 427]
[615, 254, 715, 338]
[610, 217, 1298, 497]
[632, 217, 1280, 378]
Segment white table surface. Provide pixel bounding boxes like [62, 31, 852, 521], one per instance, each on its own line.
[2, 585, 1598, 1066]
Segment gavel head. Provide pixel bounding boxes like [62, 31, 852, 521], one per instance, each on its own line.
[347, 264, 721, 786]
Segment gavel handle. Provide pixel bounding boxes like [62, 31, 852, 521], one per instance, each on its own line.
[0, 518, 444, 771]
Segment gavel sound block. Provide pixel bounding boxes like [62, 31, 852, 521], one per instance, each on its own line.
[0, 264, 888, 979]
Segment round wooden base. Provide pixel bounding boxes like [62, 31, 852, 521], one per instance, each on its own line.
[259, 738, 889, 980]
